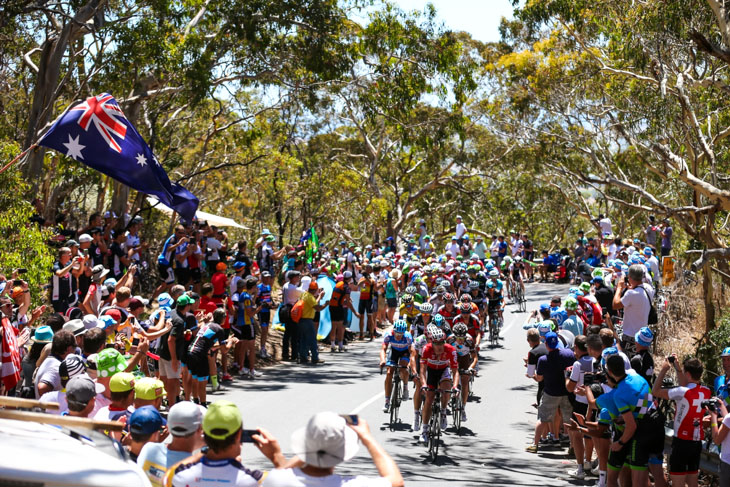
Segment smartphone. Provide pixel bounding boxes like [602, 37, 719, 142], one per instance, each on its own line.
[241, 429, 259, 443]
[12, 279, 23, 286]
[16, 268, 27, 274]
[132, 337, 140, 347]
[340, 414, 359, 426]
[668, 356, 676, 364]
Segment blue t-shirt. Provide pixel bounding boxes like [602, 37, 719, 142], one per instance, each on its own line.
[383, 331, 413, 352]
[612, 373, 653, 420]
[498, 241, 508, 257]
[550, 307, 568, 327]
[536, 348, 576, 396]
[257, 283, 272, 312]
[715, 375, 730, 405]
[561, 315, 583, 337]
[596, 389, 623, 431]
[157, 235, 177, 266]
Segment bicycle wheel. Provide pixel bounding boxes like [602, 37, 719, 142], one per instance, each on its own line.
[390, 378, 401, 429]
[468, 373, 475, 398]
[428, 411, 441, 461]
[519, 287, 526, 312]
[452, 395, 462, 434]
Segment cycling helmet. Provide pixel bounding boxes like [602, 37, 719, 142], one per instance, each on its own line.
[514, 255, 522, 262]
[460, 294, 472, 303]
[443, 292, 455, 302]
[405, 285, 417, 295]
[486, 281, 495, 289]
[401, 294, 414, 304]
[453, 323, 468, 337]
[722, 347, 730, 357]
[468, 280, 480, 289]
[432, 314, 445, 327]
[485, 263, 494, 271]
[343, 271, 353, 280]
[393, 320, 408, 334]
[568, 286, 579, 295]
[431, 328, 445, 341]
[564, 297, 578, 311]
[425, 324, 439, 339]
[419, 302, 433, 314]
[434, 285, 446, 295]
[459, 302, 472, 313]
[488, 269, 499, 277]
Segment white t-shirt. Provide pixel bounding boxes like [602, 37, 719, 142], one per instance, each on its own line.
[230, 275, 243, 296]
[446, 243, 460, 256]
[489, 240, 499, 258]
[607, 243, 618, 261]
[646, 256, 660, 283]
[599, 218, 613, 236]
[569, 355, 595, 404]
[511, 238, 523, 256]
[455, 222, 467, 239]
[722, 414, 730, 464]
[126, 231, 141, 261]
[206, 237, 223, 261]
[34, 355, 61, 398]
[137, 442, 193, 487]
[620, 283, 654, 337]
[262, 468, 391, 487]
[283, 282, 304, 306]
[39, 390, 68, 415]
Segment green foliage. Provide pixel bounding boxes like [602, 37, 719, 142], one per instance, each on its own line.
[0, 143, 54, 305]
[697, 311, 730, 384]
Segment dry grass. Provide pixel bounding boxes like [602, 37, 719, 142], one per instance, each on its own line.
[653, 270, 705, 361]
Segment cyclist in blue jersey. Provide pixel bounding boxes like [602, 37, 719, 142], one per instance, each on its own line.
[154, 225, 188, 297]
[380, 320, 414, 412]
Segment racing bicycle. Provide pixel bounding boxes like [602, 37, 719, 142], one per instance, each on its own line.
[514, 281, 527, 312]
[487, 309, 502, 347]
[427, 388, 443, 462]
[382, 365, 409, 430]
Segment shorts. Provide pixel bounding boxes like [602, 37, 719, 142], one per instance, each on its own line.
[608, 437, 650, 471]
[425, 367, 452, 390]
[186, 353, 210, 381]
[546, 264, 558, 273]
[159, 358, 181, 379]
[669, 438, 701, 475]
[524, 251, 534, 262]
[572, 401, 588, 419]
[330, 306, 345, 322]
[358, 298, 374, 315]
[537, 393, 573, 423]
[190, 267, 202, 284]
[233, 322, 256, 341]
[157, 263, 176, 284]
[175, 267, 190, 284]
[457, 354, 472, 371]
[386, 297, 398, 308]
[386, 348, 410, 366]
[258, 311, 270, 327]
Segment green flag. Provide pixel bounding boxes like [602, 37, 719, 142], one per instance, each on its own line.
[305, 226, 319, 264]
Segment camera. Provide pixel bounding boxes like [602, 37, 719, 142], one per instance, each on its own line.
[668, 356, 676, 364]
[702, 399, 720, 413]
[583, 372, 607, 386]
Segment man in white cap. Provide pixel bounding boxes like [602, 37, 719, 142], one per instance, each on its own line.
[261, 412, 403, 487]
[454, 215, 467, 246]
[137, 400, 205, 486]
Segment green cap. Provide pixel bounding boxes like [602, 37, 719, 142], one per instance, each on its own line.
[203, 400, 242, 440]
[96, 348, 127, 378]
[135, 377, 166, 400]
[177, 294, 193, 306]
[579, 282, 591, 293]
[109, 372, 136, 392]
[564, 296, 579, 311]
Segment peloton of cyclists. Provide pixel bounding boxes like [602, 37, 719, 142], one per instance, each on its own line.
[380, 320, 414, 413]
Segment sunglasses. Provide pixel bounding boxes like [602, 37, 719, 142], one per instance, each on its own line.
[433, 340, 445, 345]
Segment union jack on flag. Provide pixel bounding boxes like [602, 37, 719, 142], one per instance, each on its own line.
[38, 92, 199, 221]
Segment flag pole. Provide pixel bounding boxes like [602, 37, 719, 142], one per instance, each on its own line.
[0, 144, 37, 175]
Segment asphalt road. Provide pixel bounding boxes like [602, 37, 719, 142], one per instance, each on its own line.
[216, 282, 590, 486]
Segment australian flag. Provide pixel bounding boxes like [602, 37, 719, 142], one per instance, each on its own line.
[38, 93, 199, 221]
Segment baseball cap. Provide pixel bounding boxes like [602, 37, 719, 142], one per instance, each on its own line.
[66, 375, 102, 409]
[32, 325, 54, 343]
[168, 401, 204, 436]
[128, 298, 145, 310]
[66, 239, 79, 247]
[579, 282, 591, 293]
[545, 331, 559, 349]
[59, 354, 87, 386]
[133, 295, 150, 306]
[215, 262, 227, 271]
[157, 293, 174, 308]
[564, 297, 578, 311]
[135, 377, 166, 401]
[103, 308, 122, 324]
[261, 271, 271, 277]
[129, 406, 166, 435]
[590, 276, 604, 284]
[291, 411, 359, 468]
[78, 234, 93, 243]
[308, 281, 319, 291]
[96, 348, 127, 378]
[177, 294, 193, 306]
[539, 303, 550, 313]
[109, 372, 135, 393]
[62, 319, 86, 336]
[635, 327, 654, 347]
[97, 315, 117, 330]
[233, 261, 246, 270]
[203, 401, 242, 440]
[82, 314, 102, 330]
[103, 277, 117, 287]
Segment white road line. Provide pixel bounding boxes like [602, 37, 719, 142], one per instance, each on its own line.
[349, 390, 385, 415]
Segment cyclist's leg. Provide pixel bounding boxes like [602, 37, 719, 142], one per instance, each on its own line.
[460, 374, 469, 406]
[398, 357, 410, 386]
[423, 389, 435, 425]
[384, 365, 395, 398]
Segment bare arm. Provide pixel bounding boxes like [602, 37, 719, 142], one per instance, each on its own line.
[350, 419, 404, 487]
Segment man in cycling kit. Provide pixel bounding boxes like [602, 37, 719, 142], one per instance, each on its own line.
[410, 302, 433, 338]
[399, 294, 420, 328]
[453, 302, 482, 350]
[436, 293, 458, 327]
[446, 323, 477, 422]
[510, 256, 526, 298]
[411, 325, 436, 431]
[379, 320, 414, 412]
[419, 328, 459, 443]
[485, 281, 505, 330]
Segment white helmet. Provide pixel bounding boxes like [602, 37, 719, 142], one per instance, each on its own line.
[431, 328, 445, 341]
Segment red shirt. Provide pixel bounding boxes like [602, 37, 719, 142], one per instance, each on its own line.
[453, 314, 480, 339]
[199, 296, 218, 315]
[437, 306, 458, 326]
[211, 271, 227, 296]
[420, 343, 458, 370]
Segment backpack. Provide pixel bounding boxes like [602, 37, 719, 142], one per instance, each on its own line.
[639, 286, 658, 325]
[290, 299, 305, 323]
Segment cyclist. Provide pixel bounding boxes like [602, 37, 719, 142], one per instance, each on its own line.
[380, 320, 414, 413]
[509, 256, 526, 300]
[411, 302, 433, 338]
[411, 324, 437, 431]
[453, 302, 482, 350]
[436, 292, 458, 327]
[431, 313, 452, 337]
[404, 285, 423, 304]
[714, 347, 730, 406]
[419, 328, 460, 443]
[399, 293, 420, 329]
[468, 280, 485, 317]
[487, 269, 504, 293]
[485, 281, 505, 328]
[446, 323, 478, 422]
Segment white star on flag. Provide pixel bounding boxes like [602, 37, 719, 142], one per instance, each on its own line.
[135, 153, 147, 166]
[62, 134, 85, 160]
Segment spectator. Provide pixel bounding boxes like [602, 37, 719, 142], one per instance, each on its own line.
[134, 377, 166, 410]
[50, 247, 80, 313]
[612, 264, 654, 356]
[652, 357, 710, 487]
[125, 406, 166, 462]
[560, 297, 583, 337]
[35, 329, 76, 398]
[232, 278, 261, 378]
[299, 280, 327, 366]
[65, 375, 101, 418]
[168, 400, 264, 486]
[232, 240, 252, 278]
[158, 295, 193, 405]
[137, 401, 205, 485]
[94, 371, 135, 422]
[454, 215, 467, 246]
[660, 218, 673, 257]
[527, 332, 575, 453]
[597, 214, 612, 236]
[525, 328, 547, 407]
[281, 271, 304, 361]
[0, 296, 22, 395]
[710, 397, 730, 486]
[565, 335, 595, 480]
[630, 327, 655, 385]
[39, 354, 93, 414]
[81, 264, 109, 316]
[592, 276, 614, 319]
[644, 216, 658, 248]
[262, 412, 404, 487]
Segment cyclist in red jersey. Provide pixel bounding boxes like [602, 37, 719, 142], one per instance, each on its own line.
[437, 294, 458, 327]
[447, 323, 478, 421]
[419, 328, 459, 443]
[453, 302, 482, 349]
